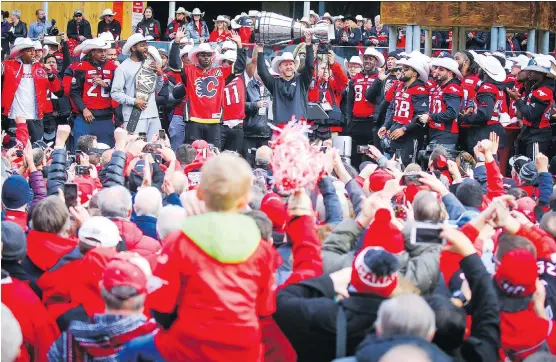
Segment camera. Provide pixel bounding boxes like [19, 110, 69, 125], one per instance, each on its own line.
[76, 165, 90, 175]
[357, 145, 370, 154]
[48, 19, 59, 36]
[317, 40, 332, 55]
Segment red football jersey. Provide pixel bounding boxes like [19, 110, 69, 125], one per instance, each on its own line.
[185, 64, 233, 124]
[392, 82, 428, 125]
[222, 75, 246, 122]
[474, 83, 508, 125]
[522, 86, 554, 129]
[461, 73, 480, 111]
[72, 60, 118, 110]
[429, 81, 463, 133]
[63, 63, 80, 114]
[351, 72, 378, 118]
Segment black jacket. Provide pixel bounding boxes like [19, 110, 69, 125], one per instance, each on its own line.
[66, 19, 93, 41]
[46, 148, 68, 196]
[99, 150, 126, 188]
[465, 32, 487, 50]
[356, 334, 452, 362]
[365, 73, 398, 125]
[135, 18, 161, 40]
[7, 21, 27, 42]
[274, 274, 385, 362]
[97, 19, 121, 38]
[244, 75, 273, 138]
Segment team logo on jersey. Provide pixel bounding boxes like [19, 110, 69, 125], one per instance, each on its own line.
[537, 90, 547, 97]
[35, 67, 48, 79]
[465, 79, 474, 84]
[482, 85, 491, 90]
[195, 76, 219, 98]
[417, 87, 425, 91]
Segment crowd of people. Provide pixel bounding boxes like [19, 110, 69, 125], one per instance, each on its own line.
[2, 4, 556, 362]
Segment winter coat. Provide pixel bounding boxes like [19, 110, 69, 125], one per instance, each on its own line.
[48, 313, 158, 362]
[186, 21, 209, 44]
[244, 76, 273, 138]
[1, 270, 61, 362]
[109, 219, 160, 257]
[355, 334, 452, 362]
[465, 32, 488, 50]
[274, 273, 385, 362]
[29, 170, 47, 210]
[66, 19, 93, 41]
[99, 150, 126, 187]
[46, 148, 68, 196]
[147, 213, 280, 361]
[132, 215, 158, 240]
[135, 18, 161, 40]
[2, 59, 62, 120]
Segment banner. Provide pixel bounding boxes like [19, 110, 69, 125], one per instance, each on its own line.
[132, 2, 144, 33]
[112, 1, 124, 39]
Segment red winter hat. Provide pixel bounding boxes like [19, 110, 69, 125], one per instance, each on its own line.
[73, 176, 96, 205]
[494, 248, 538, 297]
[363, 209, 405, 255]
[260, 193, 287, 232]
[101, 252, 153, 298]
[350, 246, 400, 298]
[516, 197, 537, 223]
[369, 169, 394, 192]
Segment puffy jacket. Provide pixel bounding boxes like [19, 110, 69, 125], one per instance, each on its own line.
[99, 150, 126, 187]
[46, 148, 68, 196]
[147, 213, 279, 361]
[2, 59, 62, 120]
[110, 218, 160, 256]
[244, 76, 273, 138]
[29, 170, 47, 210]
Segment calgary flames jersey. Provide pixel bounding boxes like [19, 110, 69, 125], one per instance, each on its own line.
[222, 75, 246, 122]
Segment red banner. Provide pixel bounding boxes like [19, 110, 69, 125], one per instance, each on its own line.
[112, 1, 124, 33]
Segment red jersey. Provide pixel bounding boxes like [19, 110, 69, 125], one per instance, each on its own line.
[71, 60, 118, 117]
[392, 82, 429, 125]
[209, 30, 232, 43]
[185, 64, 233, 124]
[429, 80, 463, 133]
[222, 75, 246, 122]
[475, 83, 508, 125]
[522, 86, 554, 129]
[351, 72, 378, 118]
[461, 73, 480, 111]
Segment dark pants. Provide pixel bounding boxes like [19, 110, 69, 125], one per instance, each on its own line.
[221, 124, 244, 154]
[73, 115, 114, 149]
[347, 120, 375, 169]
[244, 137, 270, 167]
[186, 122, 222, 149]
[388, 125, 425, 166]
[2, 118, 44, 143]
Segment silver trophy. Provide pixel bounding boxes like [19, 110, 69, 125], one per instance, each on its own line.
[127, 46, 162, 133]
[254, 11, 311, 44]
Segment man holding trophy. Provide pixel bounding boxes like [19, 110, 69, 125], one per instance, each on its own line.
[111, 33, 165, 140]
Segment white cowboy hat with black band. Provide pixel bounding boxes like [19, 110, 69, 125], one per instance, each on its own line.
[217, 50, 237, 65]
[81, 38, 110, 55]
[430, 57, 463, 80]
[122, 33, 148, 56]
[477, 55, 507, 82]
[214, 15, 231, 26]
[363, 47, 385, 67]
[344, 56, 363, 69]
[271, 52, 300, 75]
[396, 57, 429, 82]
[43, 36, 59, 46]
[10, 38, 35, 58]
[99, 9, 116, 19]
[98, 31, 115, 43]
[189, 42, 216, 64]
[190, 8, 205, 17]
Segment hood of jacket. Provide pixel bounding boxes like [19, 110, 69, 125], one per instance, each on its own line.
[356, 334, 452, 362]
[26, 230, 78, 271]
[110, 218, 159, 253]
[182, 212, 261, 263]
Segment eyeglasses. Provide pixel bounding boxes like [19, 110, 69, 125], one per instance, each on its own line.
[402, 66, 412, 72]
[75, 14, 83, 17]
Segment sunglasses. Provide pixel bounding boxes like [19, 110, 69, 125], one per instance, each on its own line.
[75, 14, 83, 17]
[402, 66, 412, 72]
[198, 52, 213, 57]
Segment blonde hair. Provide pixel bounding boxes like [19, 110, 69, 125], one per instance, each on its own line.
[200, 154, 253, 211]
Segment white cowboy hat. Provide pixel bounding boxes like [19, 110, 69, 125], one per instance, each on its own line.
[81, 38, 110, 55]
[430, 57, 463, 80]
[363, 47, 385, 67]
[271, 52, 300, 75]
[180, 37, 194, 46]
[509, 54, 530, 69]
[175, 7, 188, 15]
[309, 10, 320, 20]
[525, 51, 537, 59]
[504, 59, 514, 72]
[248, 10, 260, 17]
[477, 55, 506, 82]
[10, 38, 35, 58]
[146, 45, 163, 67]
[33, 40, 43, 50]
[43, 36, 59, 46]
[73, 39, 91, 57]
[217, 50, 237, 65]
[299, 17, 311, 26]
[355, 15, 364, 21]
[98, 31, 115, 43]
[214, 15, 231, 26]
[190, 8, 204, 17]
[122, 33, 148, 55]
[189, 42, 216, 64]
[344, 56, 363, 69]
[396, 57, 429, 82]
[523, 56, 556, 78]
[334, 15, 344, 21]
[179, 43, 194, 59]
[265, 59, 279, 76]
[99, 9, 116, 19]
[221, 40, 237, 53]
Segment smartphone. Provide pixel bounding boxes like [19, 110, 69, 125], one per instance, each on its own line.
[357, 145, 370, 154]
[158, 129, 166, 140]
[141, 143, 162, 153]
[401, 174, 422, 186]
[138, 132, 147, 141]
[75, 165, 90, 175]
[63, 183, 78, 208]
[15, 150, 24, 157]
[75, 150, 84, 164]
[410, 222, 453, 245]
[32, 140, 48, 150]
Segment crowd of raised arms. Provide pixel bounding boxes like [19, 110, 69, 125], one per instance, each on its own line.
[2, 4, 556, 362]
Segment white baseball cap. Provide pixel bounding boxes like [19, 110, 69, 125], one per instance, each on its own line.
[78, 216, 121, 248]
